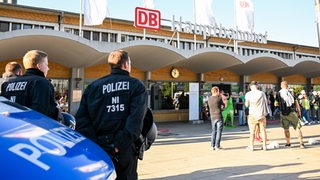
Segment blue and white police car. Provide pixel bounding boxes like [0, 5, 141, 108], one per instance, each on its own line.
[0, 97, 116, 179]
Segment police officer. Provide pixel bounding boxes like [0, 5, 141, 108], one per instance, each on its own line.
[75, 50, 148, 180]
[1, 50, 61, 121]
[0, 61, 22, 93]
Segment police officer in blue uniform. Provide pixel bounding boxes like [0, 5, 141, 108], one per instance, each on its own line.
[1, 50, 61, 121]
[75, 50, 148, 180]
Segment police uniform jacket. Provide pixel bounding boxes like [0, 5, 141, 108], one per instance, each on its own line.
[1, 68, 59, 120]
[75, 68, 148, 151]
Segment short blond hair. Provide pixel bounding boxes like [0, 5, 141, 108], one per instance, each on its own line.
[23, 50, 48, 69]
[211, 86, 219, 94]
[108, 50, 129, 69]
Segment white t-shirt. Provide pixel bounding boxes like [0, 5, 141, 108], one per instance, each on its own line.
[245, 89, 269, 120]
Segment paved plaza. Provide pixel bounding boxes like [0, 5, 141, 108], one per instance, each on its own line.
[138, 120, 320, 180]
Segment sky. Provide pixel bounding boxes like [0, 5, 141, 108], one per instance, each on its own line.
[18, 0, 319, 47]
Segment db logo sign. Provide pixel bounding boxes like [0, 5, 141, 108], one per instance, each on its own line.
[135, 7, 161, 30]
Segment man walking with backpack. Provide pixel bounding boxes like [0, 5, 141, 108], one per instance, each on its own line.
[276, 81, 305, 148]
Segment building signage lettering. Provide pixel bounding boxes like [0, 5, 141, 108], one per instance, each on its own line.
[135, 7, 161, 30]
[170, 15, 267, 44]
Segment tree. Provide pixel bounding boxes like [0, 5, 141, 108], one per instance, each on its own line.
[161, 82, 173, 98]
[292, 85, 304, 97]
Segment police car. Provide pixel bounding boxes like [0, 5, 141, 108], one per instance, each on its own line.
[0, 96, 116, 179]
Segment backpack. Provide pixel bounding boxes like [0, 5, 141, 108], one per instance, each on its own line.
[276, 92, 293, 116]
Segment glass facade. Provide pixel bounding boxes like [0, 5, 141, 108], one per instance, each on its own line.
[51, 79, 69, 112]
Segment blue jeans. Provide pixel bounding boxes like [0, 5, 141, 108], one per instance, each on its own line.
[301, 108, 310, 122]
[211, 119, 223, 148]
[238, 110, 246, 125]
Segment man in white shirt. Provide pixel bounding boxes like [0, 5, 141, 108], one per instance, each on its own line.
[276, 81, 305, 148]
[245, 81, 269, 151]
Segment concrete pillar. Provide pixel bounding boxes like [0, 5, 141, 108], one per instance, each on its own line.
[306, 78, 312, 92]
[144, 71, 151, 107]
[198, 73, 204, 90]
[144, 71, 151, 88]
[69, 67, 84, 115]
[243, 75, 250, 93]
[272, 77, 283, 92]
[239, 75, 245, 92]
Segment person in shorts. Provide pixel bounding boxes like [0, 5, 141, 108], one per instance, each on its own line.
[276, 81, 305, 148]
[245, 81, 269, 151]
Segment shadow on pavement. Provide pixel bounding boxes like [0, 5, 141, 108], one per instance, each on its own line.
[144, 163, 320, 180]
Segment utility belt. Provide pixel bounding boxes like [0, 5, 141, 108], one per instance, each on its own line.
[97, 134, 146, 161]
[97, 134, 118, 162]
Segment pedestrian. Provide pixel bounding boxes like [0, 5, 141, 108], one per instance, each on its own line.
[309, 91, 318, 123]
[276, 81, 305, 148]
[254, 124, 262, 142]
[207, 86, 225, 151]
[236, 91, 246, 126]
[1, 50, 63, 122]
[220, 89, 229, 107]
[269, 91, 275, 118]
[300, 92, 311, 124]
[315, 91, 320, 123]
[199, 90, 204, 120]
[245, 81, 269, 151]
[75, 50, 148, 179]
[0, 61, 22, 93]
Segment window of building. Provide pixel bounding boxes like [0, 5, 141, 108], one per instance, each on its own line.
[0, 21, 9, 32]
[185, 42, 191, 50]
[34, 25, 44, 29]
[227, 46, 234, 52]
[196, 43, 204, 49]
[170, 40, 177, 47]
[83, 30, 90, 40]
[128, 35, 135, 41]
[157, 38, 165, 43]
[92, 31, 100, 41]
[64, 28, 72, 33]
[45, 26, 54, 30]
[23, 24, 32, 29]
[110, 33, 117, 42]
[74, 29, 79, 36]
[147, 37, 157, 41]
[121, 34, 126, 42]
[179, 42, 185, 49]
[101, 32, 108, 41]
[242, 48, 246, 55]
[150, 82, 189, 110]
[12, 23, 21, 31]
[121, 34, 135, 42]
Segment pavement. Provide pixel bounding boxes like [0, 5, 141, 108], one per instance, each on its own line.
[138, 119, 320, 180]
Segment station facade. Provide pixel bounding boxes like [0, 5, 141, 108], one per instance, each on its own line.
[1, 3, 320, 122]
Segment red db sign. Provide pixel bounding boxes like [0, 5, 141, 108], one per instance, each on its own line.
[135, 7, 161, 30]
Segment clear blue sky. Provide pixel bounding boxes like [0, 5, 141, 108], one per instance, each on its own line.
[18, 0, 318, 47]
